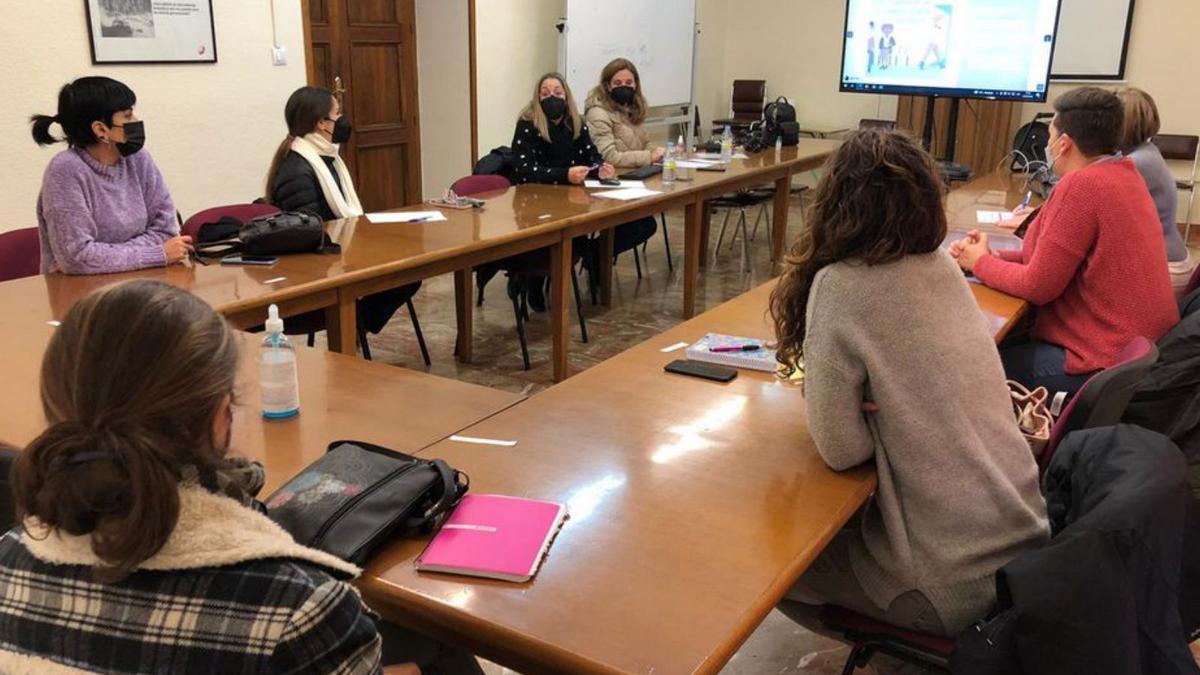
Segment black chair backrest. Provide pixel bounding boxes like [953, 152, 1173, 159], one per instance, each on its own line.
[1151, 134, 1200, 162]
[0, 446, 18, 532]
[730, 80, 766, 119]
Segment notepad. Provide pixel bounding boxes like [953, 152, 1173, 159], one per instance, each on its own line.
[584, 179, 645, 189]
[676, 159, 720, 169]
[976, 210, 1013, 224]
[416, 494, 568, 583]
[686, 333, 778, 372]
[592, 188, 663, 201]
[366, 211, 447, 224]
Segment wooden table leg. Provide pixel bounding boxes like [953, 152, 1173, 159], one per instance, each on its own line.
[698, 201, 711, 270]
[598, 229, 615, 307]
[326, 290, 358, 355]
[683, 199, 703, 319]
[549, 235, 573, 382]
[772, 173, 792, 265]
[453, 268, 473, 363]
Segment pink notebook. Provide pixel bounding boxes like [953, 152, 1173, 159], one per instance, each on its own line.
[416, 494, 568, 582]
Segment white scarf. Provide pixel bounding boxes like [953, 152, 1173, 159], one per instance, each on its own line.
[290, 133, 364, 218]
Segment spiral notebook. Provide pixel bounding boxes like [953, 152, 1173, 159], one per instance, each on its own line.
[686, 334, 777, 372]
[416, 494, 568, 583]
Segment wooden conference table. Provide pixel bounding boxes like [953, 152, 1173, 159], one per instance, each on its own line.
[355, 276, 1024, 675]
[0, 140, 840, 383]
[0, 324, 523, 496]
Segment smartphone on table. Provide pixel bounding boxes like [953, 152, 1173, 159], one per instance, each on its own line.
[221, 255, 279, 266]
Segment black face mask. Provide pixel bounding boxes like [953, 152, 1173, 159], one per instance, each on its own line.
[330, 116, 353, 144]
[540, 95, 568, 121]
[610, 86, 636, 106]
[114, 120, 145, 157]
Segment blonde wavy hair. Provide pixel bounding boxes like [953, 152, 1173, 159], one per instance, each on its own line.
[520, 72, 584, 143]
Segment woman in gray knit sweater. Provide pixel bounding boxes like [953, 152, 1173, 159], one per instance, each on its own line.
[770, 130, 1049, 636]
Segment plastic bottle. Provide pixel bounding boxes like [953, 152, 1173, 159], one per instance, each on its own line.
[675, 134, 690, 181]
[775, 134, 783, 157]
[663, 140, 677, 185]
[721, 125, 734, 164]
[260, 304, 300, 419]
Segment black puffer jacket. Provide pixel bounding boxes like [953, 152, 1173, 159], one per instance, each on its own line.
[271, 151, 342, 222]
[951, 425, 1198, 674]
[1124, 287, 1200, 636]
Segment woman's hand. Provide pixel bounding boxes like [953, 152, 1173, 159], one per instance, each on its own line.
[163, 235, 194, 265]
[567, 166, 590, 184]
[651, 146, 666, 163]
[598, 163, 617, 180]
[382, 664, 420, 675]
[950, 230, 992, 273]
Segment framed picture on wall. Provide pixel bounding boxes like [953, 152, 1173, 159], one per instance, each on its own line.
[85, 0, 217, 64]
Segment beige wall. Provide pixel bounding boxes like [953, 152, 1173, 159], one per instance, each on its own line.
[474, 0, 563, 156]
[1018, 1, 1200, 223]
[2, 1, 307, 233]
[701, 0, 896, 134]
[416, 0, 472, 196]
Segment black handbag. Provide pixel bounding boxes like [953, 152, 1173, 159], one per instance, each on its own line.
[240, 211, 330, 256]
[265, 440, 469, 565]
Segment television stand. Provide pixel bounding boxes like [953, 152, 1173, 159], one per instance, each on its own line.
[922, 96, 974, 183]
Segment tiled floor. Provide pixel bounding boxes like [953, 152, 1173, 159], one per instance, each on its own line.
[343, 204, 1200, 673]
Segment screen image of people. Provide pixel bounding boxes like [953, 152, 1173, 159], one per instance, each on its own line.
[842, 0, 1061, 99]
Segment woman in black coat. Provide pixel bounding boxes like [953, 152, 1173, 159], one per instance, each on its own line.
[265, 86, 421, 342]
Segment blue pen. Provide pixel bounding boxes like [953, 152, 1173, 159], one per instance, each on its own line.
[1018, 191, 1032, 211]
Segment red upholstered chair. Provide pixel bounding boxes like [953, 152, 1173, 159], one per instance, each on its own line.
[1038, 336, 1159, 470]
[819, 605, 954, 674]
[451, 175, 589, 370]
[0, 228, 40, 282]
[181, 203, 281, 241]
[1185, 264, 1200, 298]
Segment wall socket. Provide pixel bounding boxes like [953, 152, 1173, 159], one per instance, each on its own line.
[271, 46, 288, 66]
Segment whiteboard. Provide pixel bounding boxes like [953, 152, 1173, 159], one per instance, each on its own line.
[560, 0, 696, 109]
[1051, 0, 1135, 80]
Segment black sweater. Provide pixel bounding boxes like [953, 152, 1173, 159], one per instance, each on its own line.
[271, 151, 344, 221]
[511, 117, 603, 185]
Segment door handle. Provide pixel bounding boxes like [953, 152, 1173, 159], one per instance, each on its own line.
[333, 75, 346, 105]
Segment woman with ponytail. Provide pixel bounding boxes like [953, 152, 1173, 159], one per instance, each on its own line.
[0, 281, 477, 674]
[265, 86, 421, 340]
[31, 76, 193, 275]
[770, 129, 1048, 637]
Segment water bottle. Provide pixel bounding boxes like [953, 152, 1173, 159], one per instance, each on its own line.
[663, 140, 677, 185]
[260, 304, 300, 419]
[675, 134, 691, 181]
[775, 135, 783, 157]
[721, 125, 734, 164]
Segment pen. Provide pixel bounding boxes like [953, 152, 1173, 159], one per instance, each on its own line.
[710, 344, 762, 353]
[408, 216, 431, 223]
[1018, 191, 1032, 210]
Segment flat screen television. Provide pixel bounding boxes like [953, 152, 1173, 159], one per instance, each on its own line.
[839, 0, 1063, 102]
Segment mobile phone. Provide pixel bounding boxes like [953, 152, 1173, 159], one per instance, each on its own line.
[696, 165, 727, 172]
[598, 177, 622, 186]
[664, 359, 738, 383]
[1013, 206, 1040, 239]
[221, 255, 279, 266]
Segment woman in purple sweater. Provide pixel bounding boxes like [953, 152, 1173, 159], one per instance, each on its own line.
[31, 77, 192, 275]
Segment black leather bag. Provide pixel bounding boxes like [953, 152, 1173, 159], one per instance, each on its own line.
[240, 211, 328, 256]
[266, 440, 469, 565]
[763, 96, 800, 146]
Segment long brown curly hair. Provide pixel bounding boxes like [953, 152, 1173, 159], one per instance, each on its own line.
[770, 128, 947, 373]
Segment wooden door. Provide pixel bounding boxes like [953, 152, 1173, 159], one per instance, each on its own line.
[303, 0, 422, 210]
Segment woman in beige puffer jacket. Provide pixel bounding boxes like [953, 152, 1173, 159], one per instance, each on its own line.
[584, 59, 665, 168]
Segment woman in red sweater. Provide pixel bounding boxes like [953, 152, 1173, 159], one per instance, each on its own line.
[952, 87, 1178, 396]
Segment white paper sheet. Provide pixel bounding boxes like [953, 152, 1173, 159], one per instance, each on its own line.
[584, 179, 645, 189]
[366, 211, 448, 224]
[592, 188, 663, 201]
[976, 210, 1013, 224]
[676, 160, 722, 169]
